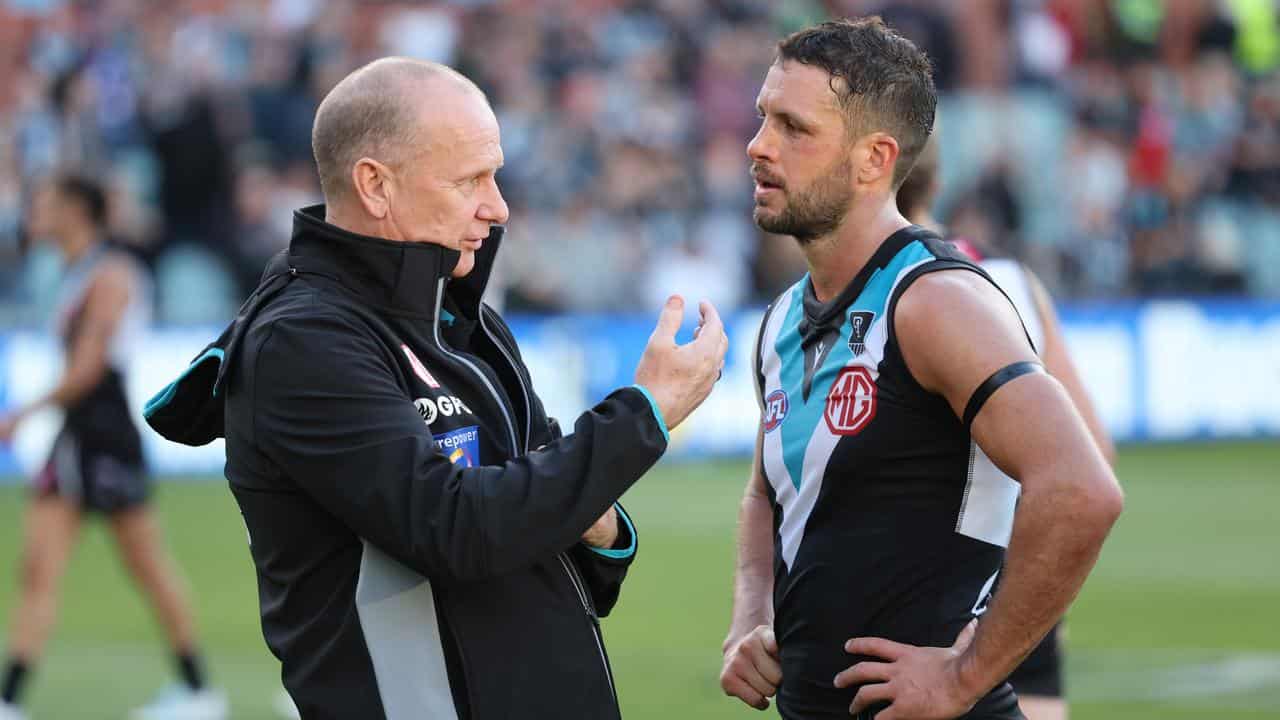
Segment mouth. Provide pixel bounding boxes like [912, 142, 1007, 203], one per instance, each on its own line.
[751, 169, 785, 195]
[461, 237, 485, 251]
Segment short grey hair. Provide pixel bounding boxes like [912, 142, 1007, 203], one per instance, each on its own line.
[311, 58, 484, 202]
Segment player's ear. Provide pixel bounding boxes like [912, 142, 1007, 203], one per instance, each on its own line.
[857, 132, 900, 187]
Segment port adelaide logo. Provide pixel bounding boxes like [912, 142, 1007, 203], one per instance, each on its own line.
[847, 311, 875, 356]
[762, 389, 789, 433]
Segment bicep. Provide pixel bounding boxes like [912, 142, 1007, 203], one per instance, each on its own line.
[746, 426, 767, 499]
[896, 270, 1109, 488]
[967, 371, 1104, 490]
[895, 271, 1039, 421]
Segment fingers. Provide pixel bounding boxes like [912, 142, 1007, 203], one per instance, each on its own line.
[694, 300, 725, 348]
[833, 661, 892, 689]
[953, 618, 978, 651]
[651, 295, 686, 343]
[720, 673, 770, 711]
[845, 636, 909, 661]
[748, 634, 783, 688]
[722, 627, 781, 712]
[849, 681, 895, 716]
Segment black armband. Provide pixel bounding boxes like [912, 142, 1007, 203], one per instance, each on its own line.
[962, 361, 1044, 429]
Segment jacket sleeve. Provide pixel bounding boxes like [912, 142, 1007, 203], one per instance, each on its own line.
[569, 502, 638, 618]
[247, 313, 668, 584]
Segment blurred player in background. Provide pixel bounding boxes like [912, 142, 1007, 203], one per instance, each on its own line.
[721, 18, 1122, 719]
[0, 177, 226, 720]
[896, 132, 1117, 720]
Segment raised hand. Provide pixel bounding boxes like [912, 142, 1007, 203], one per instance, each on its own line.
[633, 295, 728, 430]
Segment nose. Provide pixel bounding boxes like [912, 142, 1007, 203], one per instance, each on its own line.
[746, 121, 776, 165]
[478, 177, 509, 225]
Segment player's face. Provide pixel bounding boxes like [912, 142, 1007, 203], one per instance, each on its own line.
[386, 94, 509, 278]
[26, 183, 66, 245]
[748, 61, 855, 244]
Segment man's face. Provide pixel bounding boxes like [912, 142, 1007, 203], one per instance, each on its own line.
[747, 61, 855, 244]
[385, 93, 509, 278]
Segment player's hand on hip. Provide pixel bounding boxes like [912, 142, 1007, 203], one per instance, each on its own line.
[634, 295, 728, 430]
[836, 620, 982, 720]
[720, 624, 782, 711]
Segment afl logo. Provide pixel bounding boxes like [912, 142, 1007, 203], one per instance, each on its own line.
[825, 367, 876, 435]
[762, 390, 789, 433]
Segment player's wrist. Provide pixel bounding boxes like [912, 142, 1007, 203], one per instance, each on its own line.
[950, 648, 990, 705]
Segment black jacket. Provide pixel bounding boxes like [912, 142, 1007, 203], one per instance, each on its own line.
[147, 206, 669, 719]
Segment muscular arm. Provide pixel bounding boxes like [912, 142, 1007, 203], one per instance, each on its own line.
[1027, 269, 1116, 464]
[31, 261, 131, 414]
[720, 426, 783, 711]
[897, 270, 1123, 701]
[724, 428, 773, 651]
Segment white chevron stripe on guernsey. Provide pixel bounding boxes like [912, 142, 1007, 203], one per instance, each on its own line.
[778, 254, 934, 569]
[759, 284, 799, 561]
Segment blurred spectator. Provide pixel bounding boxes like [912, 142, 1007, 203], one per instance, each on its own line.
[0, 0, 1278, 327]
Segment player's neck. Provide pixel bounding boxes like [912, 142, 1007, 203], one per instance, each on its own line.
[802, 201, 911, 303]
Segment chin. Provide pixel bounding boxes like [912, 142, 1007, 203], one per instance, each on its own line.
[450, 253, 475, 278]
[752, 206, 781, 229]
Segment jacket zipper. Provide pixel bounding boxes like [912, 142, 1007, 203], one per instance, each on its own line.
[556, 553, 617, 702]
[474, 300, 619, 707]
[478, 306, 531, 453]
[432, 280, 519, 452]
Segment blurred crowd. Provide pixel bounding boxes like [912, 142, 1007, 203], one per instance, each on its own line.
[1, 0, 1279, 326]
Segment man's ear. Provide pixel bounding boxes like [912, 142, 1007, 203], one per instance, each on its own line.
[352, 157, 393, 219]
[857, 132, 901, 186]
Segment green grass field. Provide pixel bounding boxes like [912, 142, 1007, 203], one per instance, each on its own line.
[1, 442, 1277, 718]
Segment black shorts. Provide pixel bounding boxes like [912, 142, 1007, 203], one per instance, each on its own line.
[34, 426, 151, 514]
[1006, 623, 1063, 698]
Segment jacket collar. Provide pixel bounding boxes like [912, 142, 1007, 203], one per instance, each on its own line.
[287, 205, 505, 323]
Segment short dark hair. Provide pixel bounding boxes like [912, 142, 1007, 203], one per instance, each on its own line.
[56, 174, 109, 228]
[895, 132, 940, 217]
[777, 17, 937, 187]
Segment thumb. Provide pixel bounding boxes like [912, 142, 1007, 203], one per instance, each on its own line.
[651, 295, 685, 343]
[761, 627, 779, 657]
[953, 619, 978, 652]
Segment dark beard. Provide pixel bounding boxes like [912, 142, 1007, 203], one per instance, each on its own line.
[753, 157, 852, 244]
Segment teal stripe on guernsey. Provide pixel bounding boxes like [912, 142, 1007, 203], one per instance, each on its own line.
[774, 282, 816, 491]
[587, 503, 637, 559]
[774, 240, 934, 490]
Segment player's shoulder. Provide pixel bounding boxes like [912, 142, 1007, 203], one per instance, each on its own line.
[894, 267, 1013, 338]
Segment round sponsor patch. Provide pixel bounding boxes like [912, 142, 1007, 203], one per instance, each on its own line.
[763, 389, 789, 433]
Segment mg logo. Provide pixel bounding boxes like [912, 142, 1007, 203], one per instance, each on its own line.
[762, 390, 789, 433]
[825, 366, 876, 435]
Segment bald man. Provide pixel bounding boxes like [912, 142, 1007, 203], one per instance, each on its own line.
[144, 59, 727, 720]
